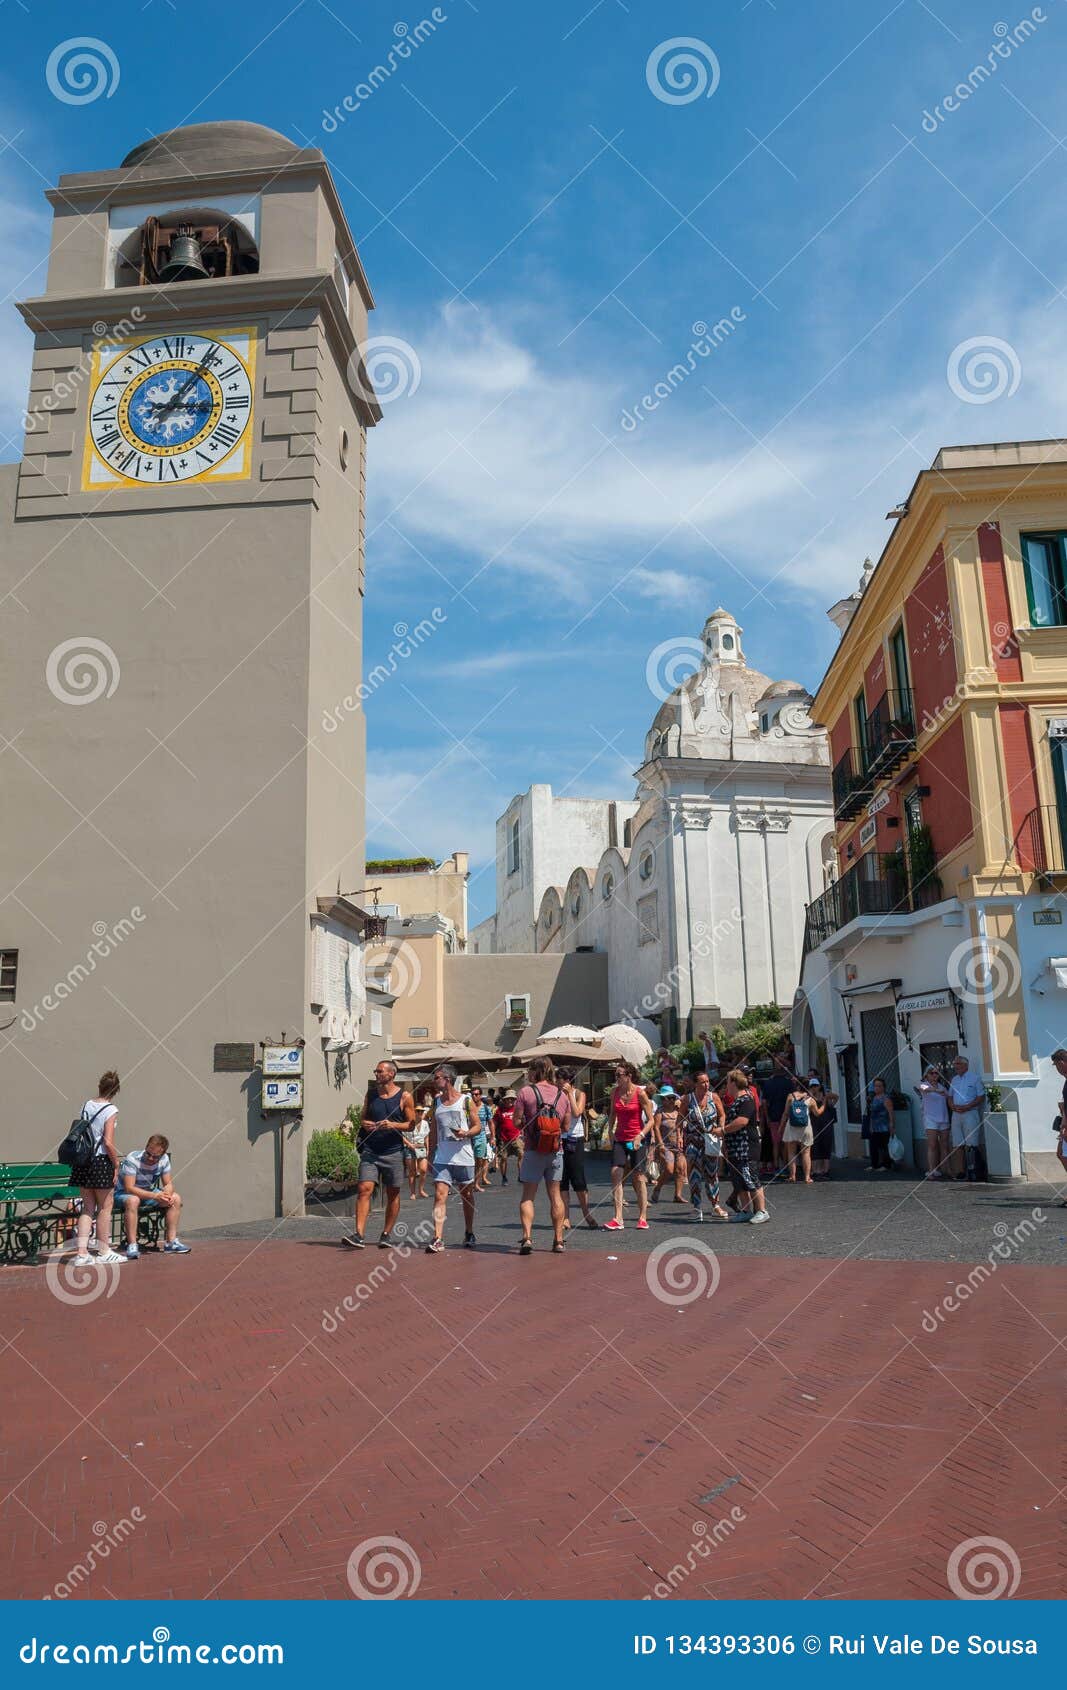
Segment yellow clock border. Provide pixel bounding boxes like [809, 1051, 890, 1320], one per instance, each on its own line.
[81, 324, 258, 491]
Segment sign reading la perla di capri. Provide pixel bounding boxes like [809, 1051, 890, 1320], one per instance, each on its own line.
[896, 990, 952, 1013]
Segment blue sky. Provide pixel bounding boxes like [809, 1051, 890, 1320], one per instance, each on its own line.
[3, 0, 1067, 921]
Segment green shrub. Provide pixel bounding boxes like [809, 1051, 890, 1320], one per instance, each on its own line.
[343, 1103, 363, 1140]
[365, 857, 435, 873]
[306, 1129, 360, 1184]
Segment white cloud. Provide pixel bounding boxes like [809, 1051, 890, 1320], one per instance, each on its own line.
[367, 287, 1067, 620]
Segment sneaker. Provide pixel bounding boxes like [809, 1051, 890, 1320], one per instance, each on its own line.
[341, 1233, 365, 1249]
[464, 1232, 477, 1249]
[749, 1211, 770, 1225]
[602, 1218, 624, 1231]
[636, 1218, 649, 1230]
[163, 1239, 191, 1253]
[71, 1254, 92, 1268]
[425, 1238, 444, 1253]
[692, 1206, 704, 1223]
[377, 1232, 395, 1248]
[94, 1249, 125, 1264]
[125, 1243, 140, 1260]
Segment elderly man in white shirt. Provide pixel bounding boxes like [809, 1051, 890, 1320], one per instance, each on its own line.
[948, 1056, 985, 1181]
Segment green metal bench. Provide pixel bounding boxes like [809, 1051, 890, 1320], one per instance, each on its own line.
[0, 1163, 164, 1264]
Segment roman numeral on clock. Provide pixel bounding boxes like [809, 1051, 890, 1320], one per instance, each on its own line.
[156, 458, 180, 480]
[95, 427, 120, 451]
[212, 423, 242, 450]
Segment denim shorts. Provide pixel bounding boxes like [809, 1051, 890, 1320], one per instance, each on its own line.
[519, 1147, 564, 1184]
[432, 1160, 476, 1190]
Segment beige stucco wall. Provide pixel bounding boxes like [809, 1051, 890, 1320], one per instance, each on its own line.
[0, 133, 376, 1227]
[367, 854, 469, 941]
[443, 952, 610, 1056]
[365, 932, 446, 1043]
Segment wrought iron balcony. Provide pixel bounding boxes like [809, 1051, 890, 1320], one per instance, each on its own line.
[1014, 805, 1067, 876]
[863, 686, 915, 776]
[803, 844, 943, 954]
[832, 746, 874, 821]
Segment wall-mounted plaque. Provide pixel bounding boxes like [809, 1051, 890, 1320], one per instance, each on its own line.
[214, 1043, 256, 1072]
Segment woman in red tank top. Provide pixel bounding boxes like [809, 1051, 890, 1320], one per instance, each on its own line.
[603, 1062, 654, 1231]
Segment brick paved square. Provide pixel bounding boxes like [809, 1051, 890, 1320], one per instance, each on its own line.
[2, 1172, 1063, 1601]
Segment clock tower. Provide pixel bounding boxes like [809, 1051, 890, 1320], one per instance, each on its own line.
[1, 123, 382, 1223]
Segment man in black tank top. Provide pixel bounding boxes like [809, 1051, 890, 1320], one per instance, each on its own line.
[341, 1060, 415, 1250]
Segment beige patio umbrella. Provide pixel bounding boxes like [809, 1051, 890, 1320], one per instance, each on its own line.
[391, 1042, 501, 1073]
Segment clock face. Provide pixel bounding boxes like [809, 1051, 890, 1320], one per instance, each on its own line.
[82, 327, 256, 489]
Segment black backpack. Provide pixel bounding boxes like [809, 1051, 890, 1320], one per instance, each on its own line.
[58, 1104, 107, 1167]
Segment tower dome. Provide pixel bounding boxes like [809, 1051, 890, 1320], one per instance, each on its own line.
[701, 607, 744, 665]
[121, 122, 302, 172]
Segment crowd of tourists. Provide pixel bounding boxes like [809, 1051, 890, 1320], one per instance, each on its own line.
[338, 1052, 851, 1254]
[56, 1043, 1067, 1265]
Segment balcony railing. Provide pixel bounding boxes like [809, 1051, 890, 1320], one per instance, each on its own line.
[863, 686, 915, 776]
[1014, 805, 1067, 875]
[832, 746, 874, 821]
[803, 846, 943, 954]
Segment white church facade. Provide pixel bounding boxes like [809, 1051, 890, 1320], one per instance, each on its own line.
[471, 611, 835, 1042]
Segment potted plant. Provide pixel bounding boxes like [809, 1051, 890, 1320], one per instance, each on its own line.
[306, 1129, 361, 1197]
[981, 1083, 1023, 1182]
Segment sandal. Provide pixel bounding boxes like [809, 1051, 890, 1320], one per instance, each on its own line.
[584, 1214, 599, 1229]
[519, 1239, 533, 1255]
[553, 1238, 565, 1253]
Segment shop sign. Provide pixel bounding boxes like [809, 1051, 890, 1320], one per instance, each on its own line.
[897, 990, 951, 1014]
[866, 790, 890, 818]
[859, 818, 878, 847]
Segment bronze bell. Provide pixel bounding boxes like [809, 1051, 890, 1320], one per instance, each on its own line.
[159, 226, 209, 283]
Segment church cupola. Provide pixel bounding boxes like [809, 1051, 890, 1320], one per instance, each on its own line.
[701, 607, 744, 666]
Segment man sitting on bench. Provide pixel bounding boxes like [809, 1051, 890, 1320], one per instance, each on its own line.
[114, 1135, 191, 1258]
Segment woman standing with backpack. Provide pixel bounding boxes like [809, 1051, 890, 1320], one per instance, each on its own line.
[67, 1071, 125, 1267]
[781, 1082, 815, 1184]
